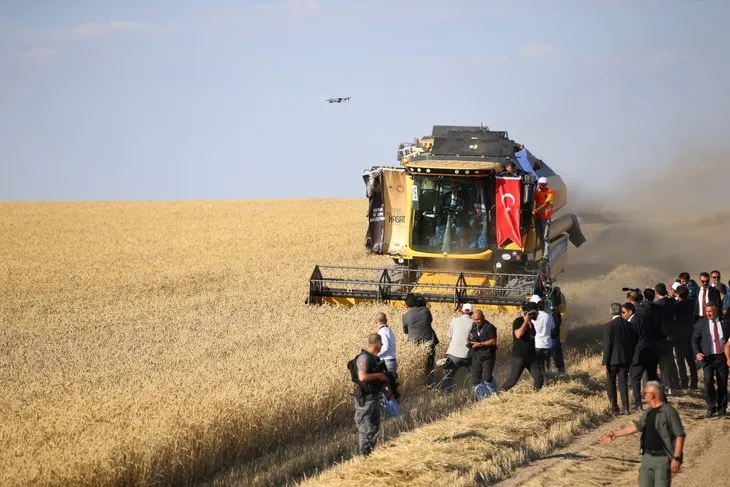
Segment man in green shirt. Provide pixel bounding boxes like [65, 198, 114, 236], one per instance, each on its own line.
[600, 381, 685, 487]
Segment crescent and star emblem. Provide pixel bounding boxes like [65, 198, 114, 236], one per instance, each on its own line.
[501, 193, 516, 211]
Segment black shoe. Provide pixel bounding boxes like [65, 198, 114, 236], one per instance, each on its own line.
[611, 408, 621, 416]
[706, 408, 717, 418]
[718, 410, 727, 418]
[622, 409, 631, 415]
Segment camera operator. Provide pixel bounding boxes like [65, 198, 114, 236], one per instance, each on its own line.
[467, 309, 498, 399]
[501, 302, 544, 392]
[626, 292, 661, 411]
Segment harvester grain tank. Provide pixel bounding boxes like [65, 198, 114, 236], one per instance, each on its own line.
[307, 125, 586, 312]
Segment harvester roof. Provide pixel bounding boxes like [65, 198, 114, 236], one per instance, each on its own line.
[401, 125, 521, 172]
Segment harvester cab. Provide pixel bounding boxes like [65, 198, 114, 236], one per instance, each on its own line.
[307, 125, 586, 312]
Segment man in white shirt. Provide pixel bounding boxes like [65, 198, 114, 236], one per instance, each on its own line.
[441, 303, 474, 392]
[374, 312, 398, 375]
[530, 294, 554, 376]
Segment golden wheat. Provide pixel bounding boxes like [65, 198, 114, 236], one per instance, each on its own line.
[0, 200, 537, 486]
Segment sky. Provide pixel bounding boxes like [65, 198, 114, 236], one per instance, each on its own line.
[1, 0, 728, 201]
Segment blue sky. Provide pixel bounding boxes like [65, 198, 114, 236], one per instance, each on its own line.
[1, 0, 728, 201]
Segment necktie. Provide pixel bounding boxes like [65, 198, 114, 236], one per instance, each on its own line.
[712, 319, 722, 355]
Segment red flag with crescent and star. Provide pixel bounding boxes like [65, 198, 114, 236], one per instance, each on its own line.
[495, 176, 522, 247]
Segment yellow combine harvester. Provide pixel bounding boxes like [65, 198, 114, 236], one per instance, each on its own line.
[307, 125, 586, 313]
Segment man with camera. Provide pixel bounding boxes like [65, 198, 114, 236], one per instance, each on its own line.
[348, 334, 391, 456]
[501, 302, 544, 392]
[467, 309, 498, 399]
[647, 287, 680, 394]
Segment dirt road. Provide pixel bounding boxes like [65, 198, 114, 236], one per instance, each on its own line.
[495, 389, 730, 486]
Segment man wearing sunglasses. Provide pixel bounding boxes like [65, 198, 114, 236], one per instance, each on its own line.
[601, 381, 686, 487]
[695, 272, 721, 322]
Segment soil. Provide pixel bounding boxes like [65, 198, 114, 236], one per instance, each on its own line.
[495, 389, 730, 486]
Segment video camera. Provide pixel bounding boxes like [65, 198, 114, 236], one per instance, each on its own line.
[521, 302, 539, 321]
[621, 287, 641, 293]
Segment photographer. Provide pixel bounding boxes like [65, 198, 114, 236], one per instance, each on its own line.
[501, 302, 544, 392]
[467, 309, 498, 399]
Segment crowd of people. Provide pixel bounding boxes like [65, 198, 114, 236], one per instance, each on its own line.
[348, 270, 730, 486]
[348, 272, 566, 456]
[600, 270, 730, 486]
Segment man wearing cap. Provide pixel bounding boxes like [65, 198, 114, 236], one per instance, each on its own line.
[442, 303, 475, 392]
[530, 294, 554, 377]
[532, 177, 554, 257]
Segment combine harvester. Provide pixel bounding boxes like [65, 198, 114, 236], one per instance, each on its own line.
[307, 125, 586, 313]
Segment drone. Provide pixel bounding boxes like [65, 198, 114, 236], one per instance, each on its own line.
[326, 97, 351, 103]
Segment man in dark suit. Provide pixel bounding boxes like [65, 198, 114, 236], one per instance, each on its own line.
[694, 272, 721, 321]
[674, 286, 698, 389]
[402, 293, 438, 387]
[628, 292, 661, 410]
[691, 302, 730, 418]
[603, 303, 638, 415]
[652, 286, 680, 393]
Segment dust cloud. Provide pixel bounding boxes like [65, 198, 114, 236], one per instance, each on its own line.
[558, 136, 730, 325]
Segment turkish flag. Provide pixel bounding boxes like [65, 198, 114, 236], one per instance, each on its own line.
[495, 176, 522, 247]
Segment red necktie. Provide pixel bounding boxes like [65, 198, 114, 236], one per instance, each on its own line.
[712, 319, 722, 355]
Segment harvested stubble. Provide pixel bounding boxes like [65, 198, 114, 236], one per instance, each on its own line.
[299, 353, 610, 487]
[1, 200, 535, 487]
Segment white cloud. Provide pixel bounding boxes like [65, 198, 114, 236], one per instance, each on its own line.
[519, 44, 555, 58]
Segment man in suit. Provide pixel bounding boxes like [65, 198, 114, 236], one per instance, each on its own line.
[402, 293, 438, 387]
[627, 293, 661, 410]
[603, 303, 639, 415]
[652, 286, 680, 393]
[691, 302, 730, 418]
[674, 286, 698, 389]
[694, 272, 721, 321]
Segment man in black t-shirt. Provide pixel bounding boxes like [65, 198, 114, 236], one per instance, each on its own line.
[501, 302, 545, 392]
[467, 309, 498, 399]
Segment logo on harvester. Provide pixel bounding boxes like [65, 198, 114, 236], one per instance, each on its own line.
[396, 185, 404, 193]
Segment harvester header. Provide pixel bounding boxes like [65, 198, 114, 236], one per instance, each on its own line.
[307, 124, 586, 311]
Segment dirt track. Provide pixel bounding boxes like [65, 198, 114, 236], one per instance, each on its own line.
[495, 389, 730, 486]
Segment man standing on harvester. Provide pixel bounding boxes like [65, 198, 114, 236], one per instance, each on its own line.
[533, 176, 554, 256]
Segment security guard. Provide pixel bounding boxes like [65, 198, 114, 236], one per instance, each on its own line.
[350, 334, 390, 456]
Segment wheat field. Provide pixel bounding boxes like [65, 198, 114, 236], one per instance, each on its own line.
[0, 200, 536, 486]
[6, 199, 718, 486]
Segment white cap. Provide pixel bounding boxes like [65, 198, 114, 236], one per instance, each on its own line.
[671, 282, 681, 291]
[462, 303, 473, 313]
[529, 294, 543, 303]
[537, 177, 548, 185]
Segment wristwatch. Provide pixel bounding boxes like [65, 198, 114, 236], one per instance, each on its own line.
[673, 456, 683, 463]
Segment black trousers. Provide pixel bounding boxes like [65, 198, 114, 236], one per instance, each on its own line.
[674, 338, 698, 388]
[606, 364, 630, 412]
[501, 355, 544, 392]
[535, 348, 551, 376]
[630, 359, 659, 407]
[658, 343, 680, 389]
[470, 354, 495, 386]
[702, 354, 729, 413]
